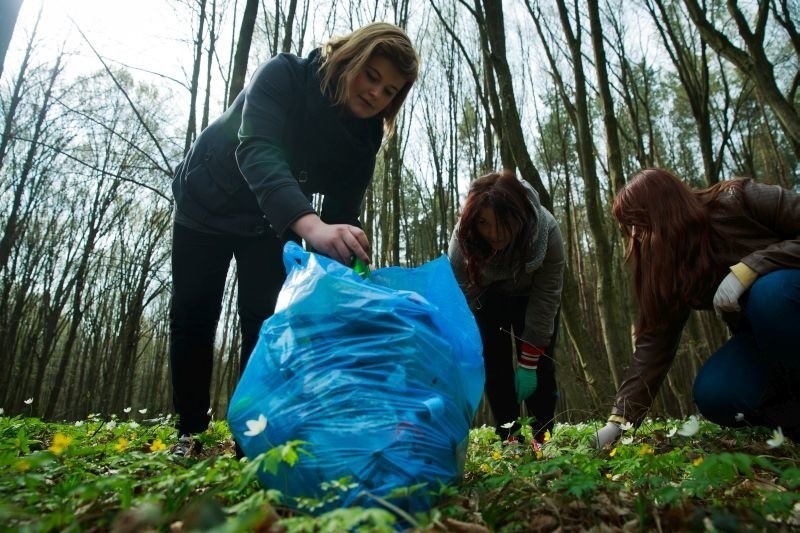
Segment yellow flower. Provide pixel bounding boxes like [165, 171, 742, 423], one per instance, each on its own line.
[535, 450, 543, 460]
[16, 460, 31, 472]
[114, 437, 129, 452]
[492, 451, 502, 460]
[48, 433, 73, 455]
[609, 447, 617, 457]
[639, 444, 655, 456]
[605, 473, 612, 479]
[543, 430, 551, 442]
[693, 457, 704, 466]
[480, 463, 490, 473]
[150, 438, 166, 452]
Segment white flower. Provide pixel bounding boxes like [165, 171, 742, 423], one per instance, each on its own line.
[678, 415, 700, 437]
[123, 407, 131, 414]
[243, 414, 268, 437]
[734, 412, 745, 422]
[74, 420, 84, 427]
[0, 407, 4, 416]
[106, 420, 117, 430]
[128, 421, 139, 428]
[500, 422, 514, 429]
[621, 436, 634, 445]
[24, 398, 33, 405]
[620, 421, 633, 431]
[666, 427, 677, 438]
[767, 427, 784, 448]
[138, 408, 147, 414]
[207, 408, 212, 416]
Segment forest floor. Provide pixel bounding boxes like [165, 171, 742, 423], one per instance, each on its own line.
[1, 412, 798, 531]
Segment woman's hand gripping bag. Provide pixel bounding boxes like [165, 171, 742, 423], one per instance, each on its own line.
[227, 241, 484, 513]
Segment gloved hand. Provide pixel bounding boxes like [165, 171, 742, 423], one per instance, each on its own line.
[593, 422, 622, 449]
[713, 271, 747, 314]
[514, 367, 538, 404]
[515, 343, 544, 403]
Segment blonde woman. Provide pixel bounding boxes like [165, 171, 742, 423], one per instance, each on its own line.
[169, 23, 419, 456]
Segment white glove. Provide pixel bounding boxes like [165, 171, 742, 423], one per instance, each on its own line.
[713, 272, 746, 314]
[593, 422, 622, 449]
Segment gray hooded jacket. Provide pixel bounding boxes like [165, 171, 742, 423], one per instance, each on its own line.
[447, 180, 565, 346]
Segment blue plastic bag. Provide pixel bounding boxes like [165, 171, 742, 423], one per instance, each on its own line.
[227, 241, 484, 513]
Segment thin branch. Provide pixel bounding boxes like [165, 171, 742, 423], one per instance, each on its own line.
[9, 135, 173, 203]
[69, 17, 175, 176]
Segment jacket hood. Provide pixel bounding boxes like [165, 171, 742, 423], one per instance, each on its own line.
[519, 178, 543, 237]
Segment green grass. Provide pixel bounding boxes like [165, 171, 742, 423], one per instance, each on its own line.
[1, 412, 798, 532]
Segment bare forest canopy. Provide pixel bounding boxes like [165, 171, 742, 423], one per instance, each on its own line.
[0, 0, 797, 425]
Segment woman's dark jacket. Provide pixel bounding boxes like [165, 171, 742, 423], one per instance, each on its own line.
[172, 49, 383, 237]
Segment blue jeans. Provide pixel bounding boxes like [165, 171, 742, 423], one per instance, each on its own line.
[693, 269, 800, 431]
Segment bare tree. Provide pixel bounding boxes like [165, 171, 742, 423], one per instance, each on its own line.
[474, 0, 552, 209]
[184, 0, 208, 154]
[683, 0, 800, 157]
[228, 0, 259, 106]
[526, 0, 634, 387]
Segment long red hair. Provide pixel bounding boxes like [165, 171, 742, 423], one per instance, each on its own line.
[612, 168, 740, 335]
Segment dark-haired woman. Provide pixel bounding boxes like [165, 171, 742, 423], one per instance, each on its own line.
[594, 168, 800, 448]
[448, 171, 564, 445]
[169, 23, 419, 456]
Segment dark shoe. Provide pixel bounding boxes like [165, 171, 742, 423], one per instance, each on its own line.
[755, 369, 800, 443]
[234, 440, 245, 460]
[172, 434, 202, 457]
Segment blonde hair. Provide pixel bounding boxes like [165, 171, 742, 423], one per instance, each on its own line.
[319, 22, 419, 137]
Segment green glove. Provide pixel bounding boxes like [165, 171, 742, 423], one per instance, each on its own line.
[515, 342, 543, 403]
[514, 366, 538, 404]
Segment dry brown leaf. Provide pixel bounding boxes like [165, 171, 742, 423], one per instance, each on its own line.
[440, 517, 490, 532]
[526, 513, 559, 532]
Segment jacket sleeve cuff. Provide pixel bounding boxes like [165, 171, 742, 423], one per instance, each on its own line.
[607, 414, 627, 426]
[730, 262, 758, 289]
[518, 343, 544, 369]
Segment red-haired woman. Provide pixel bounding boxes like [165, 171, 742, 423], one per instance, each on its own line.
[448, 171, 564, 445]
[594, 168, 800, 447]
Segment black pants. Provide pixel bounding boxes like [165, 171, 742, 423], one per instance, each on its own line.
[473, 290, 559, 442]
[169, 223, 287, 435]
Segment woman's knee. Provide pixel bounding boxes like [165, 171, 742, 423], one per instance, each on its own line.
[693, 335, 768, 426]
[693, 368, 735, 425]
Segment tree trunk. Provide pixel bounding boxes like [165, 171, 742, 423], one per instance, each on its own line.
[184, 0, 207, 154]
[477, 0, 552, 210]
[281, 0, 298, 53]
[228, 0, 259, 107]
[0, 0, 24, 80]
[587, 0, 625, 195]
[554, 0, 632, 387]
